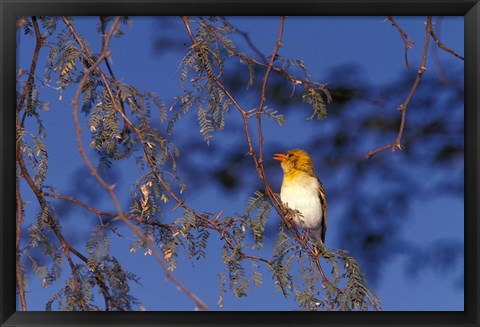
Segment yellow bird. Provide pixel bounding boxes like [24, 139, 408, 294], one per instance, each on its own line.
[273, 149, 327, 243]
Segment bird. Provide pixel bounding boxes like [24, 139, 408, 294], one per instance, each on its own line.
[273, 149, 327, 243]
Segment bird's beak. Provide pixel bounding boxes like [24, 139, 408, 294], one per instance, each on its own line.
[273, 153, 286, 162]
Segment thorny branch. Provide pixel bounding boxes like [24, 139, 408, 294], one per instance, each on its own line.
[64, 17, 274, 310]
[16, 114, 122, 310]
[429, 20, 464, 93]
[430, 29, 464, 60]
[63, 242, 88, 311]
[16, 16, 45, 312]
[16, 15, 443, 311]
[99, 16, 130, 137]
[182, 16, 339, 297]
[45, 190, 271, 265]
[17, 16, 43, 128]
[44, 192, 179, 230]
[16, 156, 27, 311]
[16, 67, 127, 310]
[366, 17, 433, 160]
[64, 16, 211, 311]
[202, 20, 327, 92]
[67, 15, 274, 309]
[18, 15, 295, 310]
[219, 17, 269, 63]
[386, 16, 415, 69]
[256, 16, 285, 176]
[368, 17, 463, 159]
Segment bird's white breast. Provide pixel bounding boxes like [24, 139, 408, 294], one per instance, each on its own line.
[280, 174, 323, 230]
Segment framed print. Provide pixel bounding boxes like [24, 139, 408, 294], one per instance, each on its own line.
[2, 0, 478, 326]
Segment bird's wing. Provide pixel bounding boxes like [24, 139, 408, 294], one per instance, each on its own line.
[318, 178, 327, 243]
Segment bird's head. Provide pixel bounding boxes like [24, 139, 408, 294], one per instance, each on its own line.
[273, 149, 316, 176]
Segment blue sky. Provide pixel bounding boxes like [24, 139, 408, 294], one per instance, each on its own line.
[17, 16, 464, 311]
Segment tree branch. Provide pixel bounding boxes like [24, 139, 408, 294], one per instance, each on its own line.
[366, 17, 433, 160]
[429, 19, 464, 93]
[70, 16, 271, 287]
[17, 17, 149, 311]
[256, 16, 285, 172]
[17, 16, 43, 127]
[16, 163, 28, 311]
[62, 243, 88, 311]
[16, 118, 118, 310]
[430, 29, 464, 60]
[182, 16, 339, 294]
[44, 192, 180, 230]
[386, 16, 415, 69]
[202, 20, 327, 92]
[65, 16, 210, 311]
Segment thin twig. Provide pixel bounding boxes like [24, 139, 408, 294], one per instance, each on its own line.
[99, 16, 129, 137]
[256, 16, 285, 171]
[183, 16, 259, 172]
[366, 17, 433, 159]
[430, 29, 464, 60]
[44, 192, 179, 230]
[45, 192, 113, 218]
[18, 16, 43, 127]
[63, 242, 88, 311]
[184, 17, 263, 174]
[219, 17, 269, 63]
[202, 21, 327, 92]
[429, 20, 464, 93]
[387, 16, 415, 69]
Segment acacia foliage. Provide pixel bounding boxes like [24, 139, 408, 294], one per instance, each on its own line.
[15, 16, 385, 311]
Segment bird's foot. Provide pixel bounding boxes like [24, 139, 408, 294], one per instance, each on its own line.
[284, 211, 294, 228]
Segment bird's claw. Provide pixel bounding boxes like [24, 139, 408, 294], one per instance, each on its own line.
[284, 211, 294, 228]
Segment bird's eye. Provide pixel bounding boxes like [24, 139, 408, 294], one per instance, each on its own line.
[286, 153, 292, 158]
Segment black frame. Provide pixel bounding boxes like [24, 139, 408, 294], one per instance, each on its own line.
[2, 1, 478, 326]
